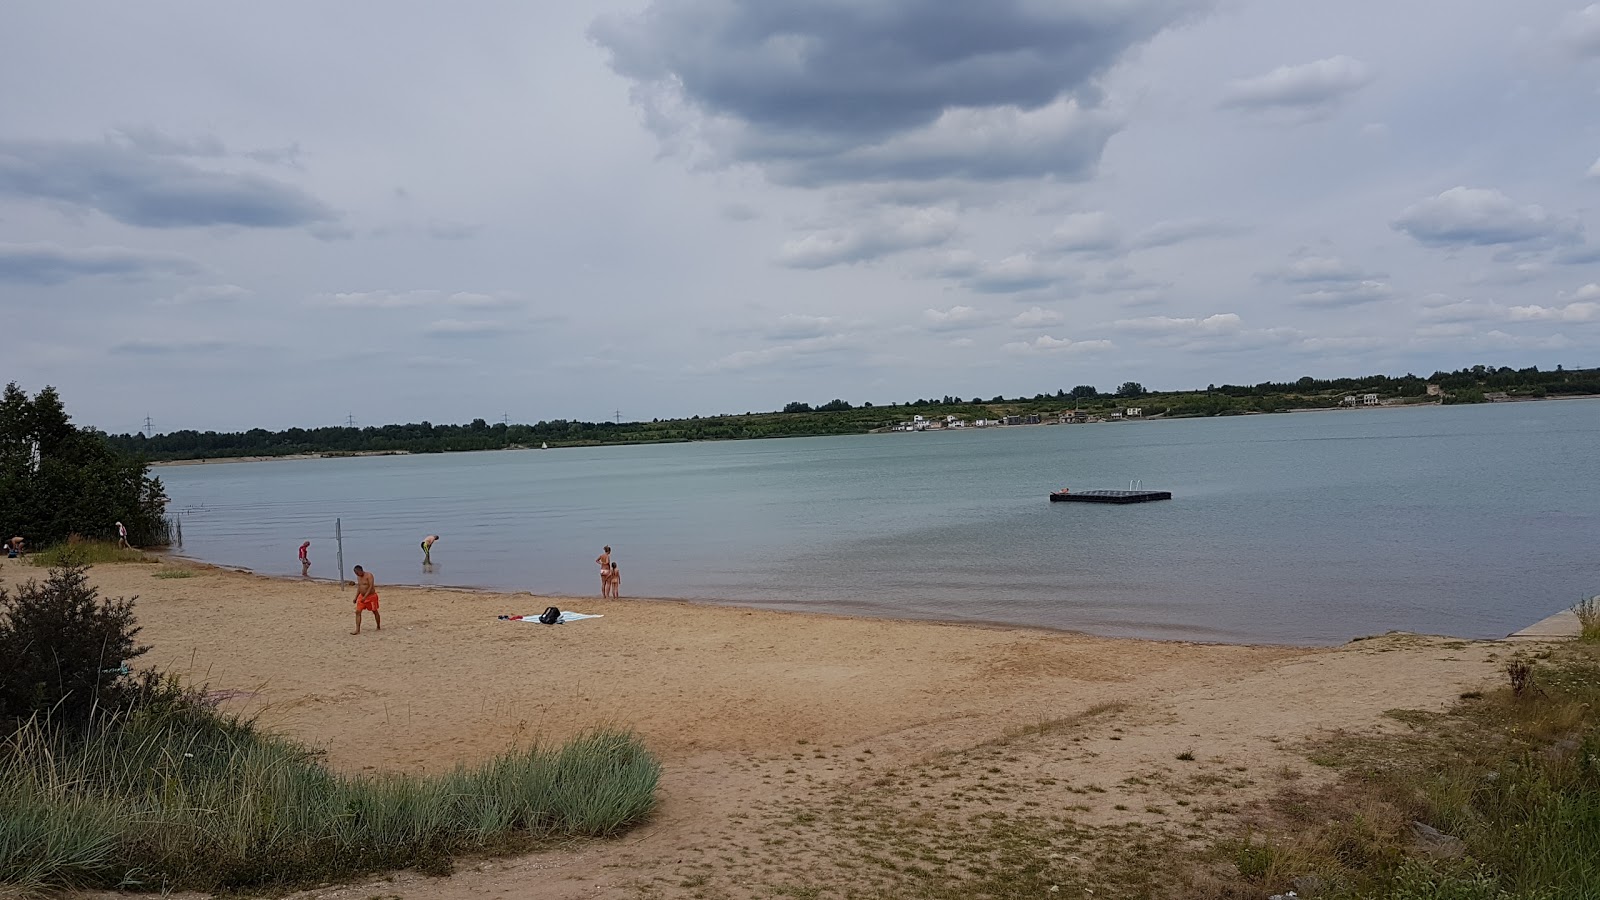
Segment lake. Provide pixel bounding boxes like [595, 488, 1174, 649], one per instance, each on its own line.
[157, 400, 1600, 645]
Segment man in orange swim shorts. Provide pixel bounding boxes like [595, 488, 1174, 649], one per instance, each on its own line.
[351, 565, 381, 635]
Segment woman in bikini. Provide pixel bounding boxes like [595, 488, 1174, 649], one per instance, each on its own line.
[596, 546, 611, 596]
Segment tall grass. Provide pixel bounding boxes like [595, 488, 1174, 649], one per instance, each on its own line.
[1573, 594, 1600, 643]
[26, 541, 151, 567]
[0, 704, 660, 896]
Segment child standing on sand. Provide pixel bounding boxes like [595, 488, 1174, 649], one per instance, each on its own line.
[608, 561, 621, 598]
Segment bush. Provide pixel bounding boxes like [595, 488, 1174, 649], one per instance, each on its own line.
[0, 563, 147, 729]
[1573, 595, 1600, 644]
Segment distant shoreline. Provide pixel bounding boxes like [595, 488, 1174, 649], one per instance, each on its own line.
[144, 394, 1600, 465]
[152, 449, 413, 467]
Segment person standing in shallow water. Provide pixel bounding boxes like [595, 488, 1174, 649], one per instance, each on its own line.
[351, 565, 380, 634]
[608, 561, 621, 598]
[299, 541, 311, 576]
[596, 546, 611, 596]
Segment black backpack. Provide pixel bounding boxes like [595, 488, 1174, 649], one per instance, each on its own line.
[538, 606, 561, 625]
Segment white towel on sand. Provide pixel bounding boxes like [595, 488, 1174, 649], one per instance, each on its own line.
[503, 612, 603, 624]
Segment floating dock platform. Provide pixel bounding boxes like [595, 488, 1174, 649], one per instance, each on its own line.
[1050, 489, 1172, 504]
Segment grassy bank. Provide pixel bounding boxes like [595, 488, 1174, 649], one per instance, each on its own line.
[1239, 641, 1600, 899]
[0, 705, 660, 896]
[22, 540, 153, 567]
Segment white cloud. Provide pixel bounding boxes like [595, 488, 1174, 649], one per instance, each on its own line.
[1506, 302, 1600, 322]
[1112, 313, 1243, 333]
[1293, 280, 1393, 308]
[313, 290, 519, 309]
[1219, 56, 1374, 112]
[704, 334, 855, 371]
[923, 305, 988, 331]
[1046, 211, 1121, 255]
[1393, 187, 1582, 248]
[1589, 156, 1600, 179]
[425, 318, 503, 336]
[1264, 256, 1376, 284]
[1011, 306, 1065, 328]
[1131, 219, 1245, 248]
[157, 283, 250, 306]
[1561, 4, 1600, 56]
[1420, 295, 1505, 323]
[967, 253, 1074, 294]
[777, 207, 958, 268]
[317, 290, 432, 308]
[1002, 335, 1114, 354]
[445, 291, 515, 309]
[768, 313, 842, 340]
[1507, 283, 1600, 322]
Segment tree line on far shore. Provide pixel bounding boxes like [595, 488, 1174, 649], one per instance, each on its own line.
[100, 363, 1600, 461]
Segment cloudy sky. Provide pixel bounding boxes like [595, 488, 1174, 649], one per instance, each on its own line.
[4, 1, 1599, 432]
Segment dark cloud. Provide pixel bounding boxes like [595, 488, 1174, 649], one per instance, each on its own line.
[1393, 187, 1583, 249]
[1219, 56, 1373, 112]
[1555, 243, 1600, 265]
[0, 241, 200, 285]
[592, 0, 1202, 185]
[0, 138, 334, 228]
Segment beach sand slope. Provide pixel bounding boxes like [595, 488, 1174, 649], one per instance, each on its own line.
[61, 563, 1525, 900]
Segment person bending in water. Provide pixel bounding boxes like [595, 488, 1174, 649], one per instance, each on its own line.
[351, 565, 381, 634]
[421, 535, 440, 565]
[596, 545, 611, 595]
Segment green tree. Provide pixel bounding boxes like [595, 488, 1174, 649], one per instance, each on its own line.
[1117, 381, 1145, 398]
[1070, 385, 1097, 400]
[782, 401, 813, 413]
[0, 384, 169, 547]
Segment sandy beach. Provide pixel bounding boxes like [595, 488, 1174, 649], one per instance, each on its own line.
[47, 560, 1554, 900]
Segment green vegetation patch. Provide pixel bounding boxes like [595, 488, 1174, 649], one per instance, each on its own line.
[0, 714, 660, 896]
[1234, 644, 1600, 899]
[0, 564, 661, 897]
[27, 541, 153, 567]
[1573, 595, 1600, 644]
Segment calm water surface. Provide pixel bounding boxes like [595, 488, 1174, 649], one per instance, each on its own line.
[158, 401, 1600, 644]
